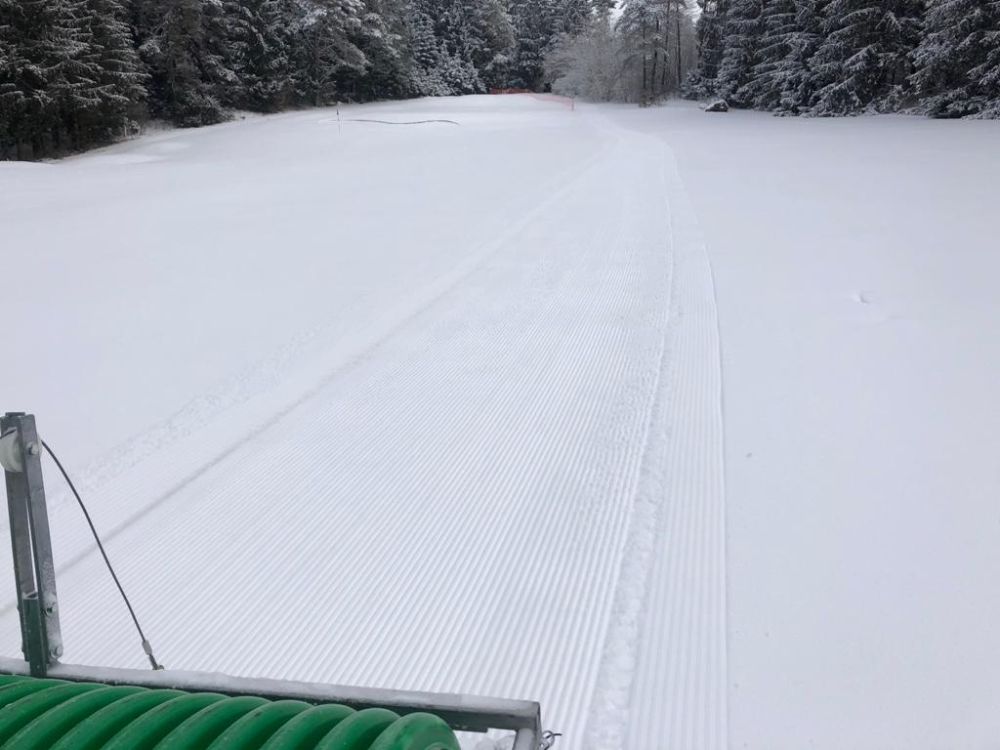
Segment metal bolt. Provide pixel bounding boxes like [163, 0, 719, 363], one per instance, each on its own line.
[25, 442, 40, 456]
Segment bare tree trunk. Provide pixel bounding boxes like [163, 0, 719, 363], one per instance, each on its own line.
[651, 18, 659, 102]
[675, 1, 682, 90]
[641, 21, 648, 105]
[313, 38, 322, 107]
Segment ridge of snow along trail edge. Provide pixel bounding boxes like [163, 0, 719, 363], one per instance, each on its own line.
[580, 119, 728, 750]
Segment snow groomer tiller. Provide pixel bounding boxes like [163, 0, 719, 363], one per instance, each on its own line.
[0, 412, 548, 750]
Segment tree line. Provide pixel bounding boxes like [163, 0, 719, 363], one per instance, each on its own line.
[545, 0, 698, 103]
[545, 0, 1000, 116]
[686, 0, 1000, 117]
[0, 0, 594, 159]
[2, 0, 997, 159]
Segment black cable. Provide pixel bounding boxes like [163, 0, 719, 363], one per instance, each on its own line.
[40, 440, 164, 671]
[344, 118, 460, 125]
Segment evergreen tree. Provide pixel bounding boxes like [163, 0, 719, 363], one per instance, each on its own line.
[402, 0, 479, 95]
[135, 0, 234, 126]
[339, 0, 411, 101]
[772, 0, 824, 113]
[715, 0, 763, 105]
[43, 0, 105, 148]
[80, 0, 146, 140]
[911, 0, 1000, 117]
[288, 0, 366, 106]
[436, 0, 487, 93]
[2, 0, 145, 156]
[683, 0, 728, 97]
[809, 0, 922, 115]
[555, 0, 592, 36]
[405, 2, 449, 94]
[5, 0, 997, 160]
[974, 8, 1000, 117]
[745, 0, 797, 109]
[226, 0, 293, 111]
[466, 0, 516, 90]
[0, 0, 41, 157]
[0, 0, 106, 154]
[510, 0, 556, 89]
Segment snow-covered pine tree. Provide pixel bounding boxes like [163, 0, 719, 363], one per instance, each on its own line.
[135, 0, 234, 126]
[405, 0, 451, 94]
[466, 0, 516, 90]
[510, 0, 557, 89]
[288, 0, 366, 106]
[80, 0, 146, 142]
[46, 0, 103, 148]
[877, 0, 924, 109]
[555, 0, 593, 36]
[0, 0, 114, 154]
[337, 0, 410, 101]
[683, 0, 728, 98]
[225, 0, 293, 111]
[744, 0, 797, 109]
[911, 0, 1000, 117]
[436, 0, 486, 93]
[0, 0, 40, 158]
[973, 4, 1000, 116]
[809, 0, 922, 115]
[770, 0, 824, 113]
[715, 0, 763, 106]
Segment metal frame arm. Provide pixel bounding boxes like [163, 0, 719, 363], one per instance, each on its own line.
[1, 413, 62, 676]
[0, 414, 547, 746]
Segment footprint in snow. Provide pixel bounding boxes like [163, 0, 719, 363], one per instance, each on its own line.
[851, 290, 901, 324]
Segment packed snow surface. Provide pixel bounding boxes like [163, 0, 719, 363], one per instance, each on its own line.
[1, 96, 998, 749]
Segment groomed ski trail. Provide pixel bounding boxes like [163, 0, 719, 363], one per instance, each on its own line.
[0, 100, 728, 749]
[581, 120, 728, 750]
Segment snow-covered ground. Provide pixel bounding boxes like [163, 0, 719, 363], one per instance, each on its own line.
[616, 105, 1000, 750]
[1, 96, 998, 749]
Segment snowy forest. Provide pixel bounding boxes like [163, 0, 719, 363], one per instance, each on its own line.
[684, 0, 1000, 117]
[2, 0, 999, 159]
[547, 0, 1000, 116]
